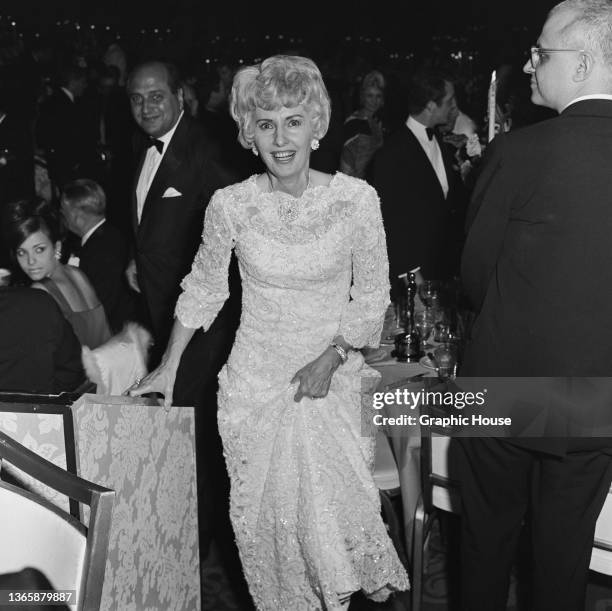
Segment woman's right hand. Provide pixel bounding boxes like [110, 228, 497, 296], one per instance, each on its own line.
[128, 361, 178, 408]
[128, 320, 196, 408]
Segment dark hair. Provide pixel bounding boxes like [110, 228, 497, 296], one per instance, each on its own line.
[57, 63, 87, 88]
[2, 199, 64, 254]
[407, 69, 453, 115]
[99, 63, 120, 83]
[127, 61, 182, 94]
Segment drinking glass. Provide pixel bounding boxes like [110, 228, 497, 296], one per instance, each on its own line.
[414, 310, 435, 350]
[383, 302, 402, 342]
[434, 322, 451, 343]
[433, 344, 458, 380]
[419, 280, 440, 311]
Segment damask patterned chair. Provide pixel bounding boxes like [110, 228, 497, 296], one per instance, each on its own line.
[0, 432, 115, 610]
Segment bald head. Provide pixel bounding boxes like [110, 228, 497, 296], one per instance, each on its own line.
[550, 0, 612, 69]
[127, 61, 184, 138]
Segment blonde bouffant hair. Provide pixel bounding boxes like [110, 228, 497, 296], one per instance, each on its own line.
[230, 55, 331, 148]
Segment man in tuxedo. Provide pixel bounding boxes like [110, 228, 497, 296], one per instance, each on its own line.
[36, 64, 90, 191]
[0, 99, 34, 204]
[60, 179, 135, 332]
[372, 70, 467, 290]
[126, 61, 237, 369]
[80, 65, 134, 235]
[126, 61, 243, 590]
[451, 1, 612, 609]
[0, 95, 34, 267]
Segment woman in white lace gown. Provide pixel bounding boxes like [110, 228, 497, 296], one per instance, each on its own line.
[131, 55, 409, 610]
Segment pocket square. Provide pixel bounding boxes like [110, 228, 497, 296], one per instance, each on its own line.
[162, 187, 182, 198]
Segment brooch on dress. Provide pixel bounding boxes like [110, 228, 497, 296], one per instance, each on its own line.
[278, 201, 299, 223]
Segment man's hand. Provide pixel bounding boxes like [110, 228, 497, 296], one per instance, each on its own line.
[291, 347, 343, 402]
[125, 259, 141, 293]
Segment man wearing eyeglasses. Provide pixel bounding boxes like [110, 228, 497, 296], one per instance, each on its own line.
[453, 1, 612, 609]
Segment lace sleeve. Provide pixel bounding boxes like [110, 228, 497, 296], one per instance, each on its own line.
[338, 183, 390, 348]
[175, 190, 236, 330]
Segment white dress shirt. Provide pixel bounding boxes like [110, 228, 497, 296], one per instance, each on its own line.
[136, 111, 184, 223]
[406, 115, 449, 198]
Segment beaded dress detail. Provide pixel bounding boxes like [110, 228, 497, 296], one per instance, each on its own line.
[176, 172, 409, 609]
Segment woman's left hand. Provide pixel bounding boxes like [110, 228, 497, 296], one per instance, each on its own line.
[291, 347, 343, 402]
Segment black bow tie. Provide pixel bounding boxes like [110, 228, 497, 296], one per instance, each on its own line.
[426, 128, 435, 141]
[147, 138, 164, 154]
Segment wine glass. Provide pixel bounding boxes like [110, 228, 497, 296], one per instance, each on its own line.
[418, 281, 440, 311]
[414, 310, 435, 352]
[433, 344, 458, 380]
[383, 302, 402, 342]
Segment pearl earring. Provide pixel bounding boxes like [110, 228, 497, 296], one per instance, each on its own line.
[251, 145, 259, 156]
[311, 138, 320, 151]
[55, 249, 61, 260]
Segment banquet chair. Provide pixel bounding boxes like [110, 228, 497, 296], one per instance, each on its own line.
[0, 431, 115, 610]
[411, 410, 461, 611]
[373, 429, 409, 568]
[590, 484, 612, 574]
[376, 374, 429, 568]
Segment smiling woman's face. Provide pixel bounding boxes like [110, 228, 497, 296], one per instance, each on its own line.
[15, 230, 59, 281]
[252, 104, 315, 181]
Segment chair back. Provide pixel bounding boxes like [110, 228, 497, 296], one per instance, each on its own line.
[419, 408, 460, 515]
[411, 391, 461, 611]
[373, 429, 401, 490]
[0, 432, 114, 610]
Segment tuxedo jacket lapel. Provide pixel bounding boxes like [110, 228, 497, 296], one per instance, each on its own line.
[136, 116, 188, 240]
[403, 128, 447, 201]
[138, 146, 181, 237]
[131, 147, 146, 236]
[439, 137, 459, 196]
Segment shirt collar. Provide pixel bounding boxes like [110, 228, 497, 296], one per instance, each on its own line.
[60, 87, 75, 103]
[406, 115, 431, 141]
[562, 94, 612, 112]
[81, 218, 106, 246]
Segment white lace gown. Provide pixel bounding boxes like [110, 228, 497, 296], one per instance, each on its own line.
[175, 172, 410, 610]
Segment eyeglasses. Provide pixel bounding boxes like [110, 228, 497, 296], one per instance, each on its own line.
[529, 46, 586, 69]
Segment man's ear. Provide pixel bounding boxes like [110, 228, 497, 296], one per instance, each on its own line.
[425, 100, 437, 114]
[574, 51, 594, 82]
[177, 87, 184, 111]
[74, 209, 85, 232]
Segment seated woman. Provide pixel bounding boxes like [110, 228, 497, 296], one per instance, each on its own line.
[339, 70, 386, 179]
[3, 198, 111, 349]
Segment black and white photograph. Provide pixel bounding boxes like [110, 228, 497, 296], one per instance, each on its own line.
[1, 1, 612, 609]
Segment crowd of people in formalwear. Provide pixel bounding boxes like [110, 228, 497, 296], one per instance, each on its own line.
[1, 0, 612, 609]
